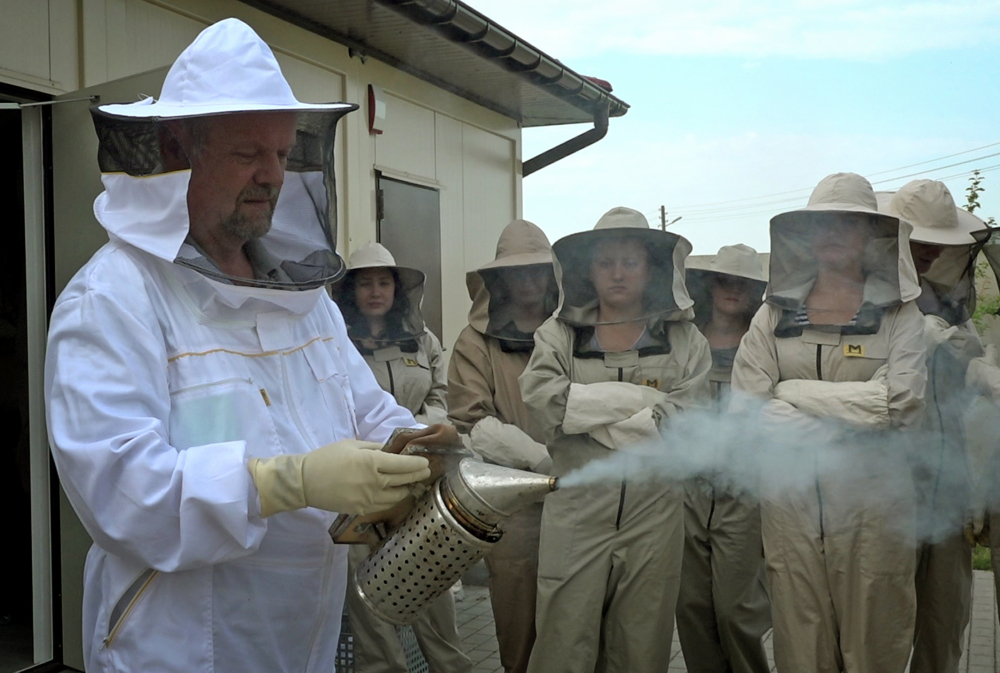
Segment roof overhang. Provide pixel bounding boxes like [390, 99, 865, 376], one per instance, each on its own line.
[239, 0, 629, 127]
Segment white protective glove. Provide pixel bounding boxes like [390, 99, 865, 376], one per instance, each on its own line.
[965, 509, 990, 547]
[248, 439, 431, 517]
[605, 407, 661, 450]
[938, 323, 984, 364]
[469, 416, 552, 473]
[772, 365, 890, 431]
[923, 314, 958, 356]
[563, 382, 645, 435]
[967, 345, 1000, 401]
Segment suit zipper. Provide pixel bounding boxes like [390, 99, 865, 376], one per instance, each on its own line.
[815, 344, 825, 541]
[929, 357, 945, 509]
[615, 367, 627, 530]
[102, 569, 159, 649]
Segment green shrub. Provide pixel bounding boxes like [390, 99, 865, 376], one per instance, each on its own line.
[973, 544, 992, 571]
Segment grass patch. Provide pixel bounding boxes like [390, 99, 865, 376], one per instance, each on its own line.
[974, 545, 993, 572]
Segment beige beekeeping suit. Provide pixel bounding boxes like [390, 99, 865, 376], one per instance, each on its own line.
[519, 207, 712, 673]
[448, 219, 555, 673]
[334, 243, 471, 673]
[676, 244, 772, 673]
[879, 181, 989, 673]
[731, 173, 927, 673]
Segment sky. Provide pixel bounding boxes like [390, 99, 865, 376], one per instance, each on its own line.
[470, 0, 1000, 254]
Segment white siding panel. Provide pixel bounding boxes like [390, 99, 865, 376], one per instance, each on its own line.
[274, 53, 344, 105]
[374, 94, 436, 181]
[49, 0, 80, 91]
[435, 114, 466, 353]
[0, 0, 51, 82]
[112, 0, 204, 82]
[462, 125, 515, 272]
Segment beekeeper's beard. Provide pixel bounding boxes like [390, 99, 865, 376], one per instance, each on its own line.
[222, 184, 280, 241]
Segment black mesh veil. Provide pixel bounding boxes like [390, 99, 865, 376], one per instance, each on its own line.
[91, 105, 357, 290]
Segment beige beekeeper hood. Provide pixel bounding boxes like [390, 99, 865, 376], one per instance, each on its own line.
[330, 242, 427, 341]
[552, 206, 695, 327]
[877, 180, 991, 322]
[466, 219, 556, 341]
[686, 243, 767, 325]
[767, 172, 921, 311]
[90, 18, 357, 293]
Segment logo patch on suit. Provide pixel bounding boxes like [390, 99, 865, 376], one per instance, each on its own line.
[403, 358, 420, 367]
[643, 379, 660, 389]
[843, 344, 865, 357]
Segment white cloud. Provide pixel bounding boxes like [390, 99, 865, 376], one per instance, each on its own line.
[470, 0, 1000, 60]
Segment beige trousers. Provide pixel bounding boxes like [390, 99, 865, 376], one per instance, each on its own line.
[910, 531, 973, 673]
[676, 482, 771, 673]
[485, 503, 542, 673]
[761, 461, 916, 673]
[526, 481, 684, 673]
[346, 545, 473, 673]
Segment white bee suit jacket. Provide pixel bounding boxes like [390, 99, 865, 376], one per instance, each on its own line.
[45, 183, 415, 673]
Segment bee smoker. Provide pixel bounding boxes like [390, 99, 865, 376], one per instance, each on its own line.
[352, 458, 557, 625]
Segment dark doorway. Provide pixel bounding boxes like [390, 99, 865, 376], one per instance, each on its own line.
[376, 176, 443, 339]
[0, 107, 33, 672]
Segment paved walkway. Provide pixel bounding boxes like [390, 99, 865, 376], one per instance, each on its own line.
[453, 570, 1000, 673]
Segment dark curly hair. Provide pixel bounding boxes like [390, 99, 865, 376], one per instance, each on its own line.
[337, 268, 413, 340]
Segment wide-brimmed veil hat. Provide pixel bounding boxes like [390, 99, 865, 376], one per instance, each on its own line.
[686, 244, 767, 323]
[91, 18, 357, 291]
[331, 242, 427, 339]
[878, 180, 992, 320]
[552, 206, 695, 326]
[767, 172, 921, 310]
[466, 219, 556, 340]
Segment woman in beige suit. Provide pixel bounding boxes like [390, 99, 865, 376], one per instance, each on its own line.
[677, 244, 771, 673]
[333, 242, 471, 673]
[520, 207, 712, 673]
[732, 172, 926, 673]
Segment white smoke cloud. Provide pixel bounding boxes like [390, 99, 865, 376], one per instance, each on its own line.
[555, 388, 1000, 547]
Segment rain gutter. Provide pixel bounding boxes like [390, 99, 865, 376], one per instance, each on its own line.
[523, 103, 609, 177]
[381, 0, 624, 175]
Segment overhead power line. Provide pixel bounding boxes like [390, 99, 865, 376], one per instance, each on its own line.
[676, 163, 1000, 225]
[669, 140, 1000, 212]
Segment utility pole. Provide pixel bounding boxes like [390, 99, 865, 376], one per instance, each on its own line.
[659, 206, 681, 230]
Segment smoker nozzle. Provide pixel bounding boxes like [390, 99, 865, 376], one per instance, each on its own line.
[446, 459, 559, 527]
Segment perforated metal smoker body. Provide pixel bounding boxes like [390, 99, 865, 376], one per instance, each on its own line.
[353, 480, 496, 625]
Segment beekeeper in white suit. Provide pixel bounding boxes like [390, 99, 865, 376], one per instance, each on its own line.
[44, 19, 433, 673]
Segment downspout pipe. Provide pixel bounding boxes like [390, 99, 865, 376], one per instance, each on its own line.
[523, 102, 609, 177]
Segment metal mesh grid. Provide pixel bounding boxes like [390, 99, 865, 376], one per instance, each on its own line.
[355, 483, 493, 625]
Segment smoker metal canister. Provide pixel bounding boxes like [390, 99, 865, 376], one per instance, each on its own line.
[352, 478, 496, 625]
[353, 459, 556, 625]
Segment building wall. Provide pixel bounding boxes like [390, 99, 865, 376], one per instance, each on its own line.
[2, 0, 522, 347]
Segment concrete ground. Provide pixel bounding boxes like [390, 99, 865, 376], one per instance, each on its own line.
[453, 570, 1000, 673]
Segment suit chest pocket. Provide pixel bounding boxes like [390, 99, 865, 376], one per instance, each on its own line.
[168, 360, 281, 458]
